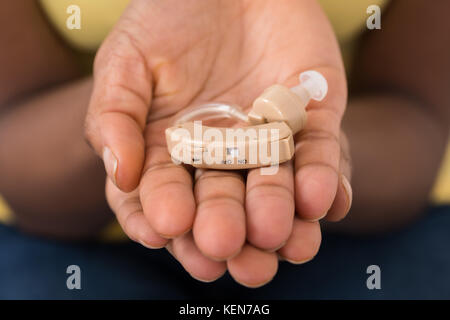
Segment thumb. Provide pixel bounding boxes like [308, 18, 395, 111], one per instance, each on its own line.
[85, 30, 152, 192]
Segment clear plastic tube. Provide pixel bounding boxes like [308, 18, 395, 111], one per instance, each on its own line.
[171, 70, 327, 126]
[172, 102, 249, 125]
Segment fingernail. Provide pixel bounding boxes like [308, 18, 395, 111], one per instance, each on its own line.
[138, 239, 164, 250]
[306, 212, 328, 222]
[189, 272, 224, 283]
[238, 278, 275, 288]
[266, 241, 287, 253]
[103, 147, 118, 185]
[341, 174, 353, 214]
[282, 256, 315, 265]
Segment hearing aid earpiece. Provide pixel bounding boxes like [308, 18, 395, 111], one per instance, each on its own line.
[248, 70, 328, 134]
[165, 70, 328, 169]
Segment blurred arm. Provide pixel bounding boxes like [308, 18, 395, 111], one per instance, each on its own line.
[0, 0, 80, 106]
[327, 0, 450, 233]
[0, 1, 111, 239]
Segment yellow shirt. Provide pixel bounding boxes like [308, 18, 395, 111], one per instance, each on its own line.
[0, 0, 448, 235]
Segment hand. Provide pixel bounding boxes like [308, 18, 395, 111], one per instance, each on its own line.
[85, 0, 352, 287]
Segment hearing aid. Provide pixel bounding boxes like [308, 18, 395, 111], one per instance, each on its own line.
[165, 70, 328, 169]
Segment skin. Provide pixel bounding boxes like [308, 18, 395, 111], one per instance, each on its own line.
[0, 0, 448, 286]
[327, 0, 450, 233]
[0, 78, 112, 238]
[0, 1, 110, 239]
[0, 1, 80, 106]
[86, 0, 350, 286]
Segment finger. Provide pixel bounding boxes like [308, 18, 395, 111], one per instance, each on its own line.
[293, 66, 347, 221]
[245, 161, 295, 251]
[193, 169, 246, 261]
[326, 131, 353, 221]
[105, 178, 168, 249]
[277, 218, 321, 264]
[139, 130, 196, 238]
[227, 244, 278, 288]
[169, 233, 227, 283]
[85, 30, 152, 192]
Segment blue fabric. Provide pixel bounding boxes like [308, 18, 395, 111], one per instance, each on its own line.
[0, 206, 449, 299]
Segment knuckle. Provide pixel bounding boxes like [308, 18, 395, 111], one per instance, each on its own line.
[298, 128, 340, 145]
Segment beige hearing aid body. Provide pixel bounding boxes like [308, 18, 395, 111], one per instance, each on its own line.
[165, 71, 328, 169]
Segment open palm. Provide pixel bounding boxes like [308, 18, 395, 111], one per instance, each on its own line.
[85, 0, 351, 287]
